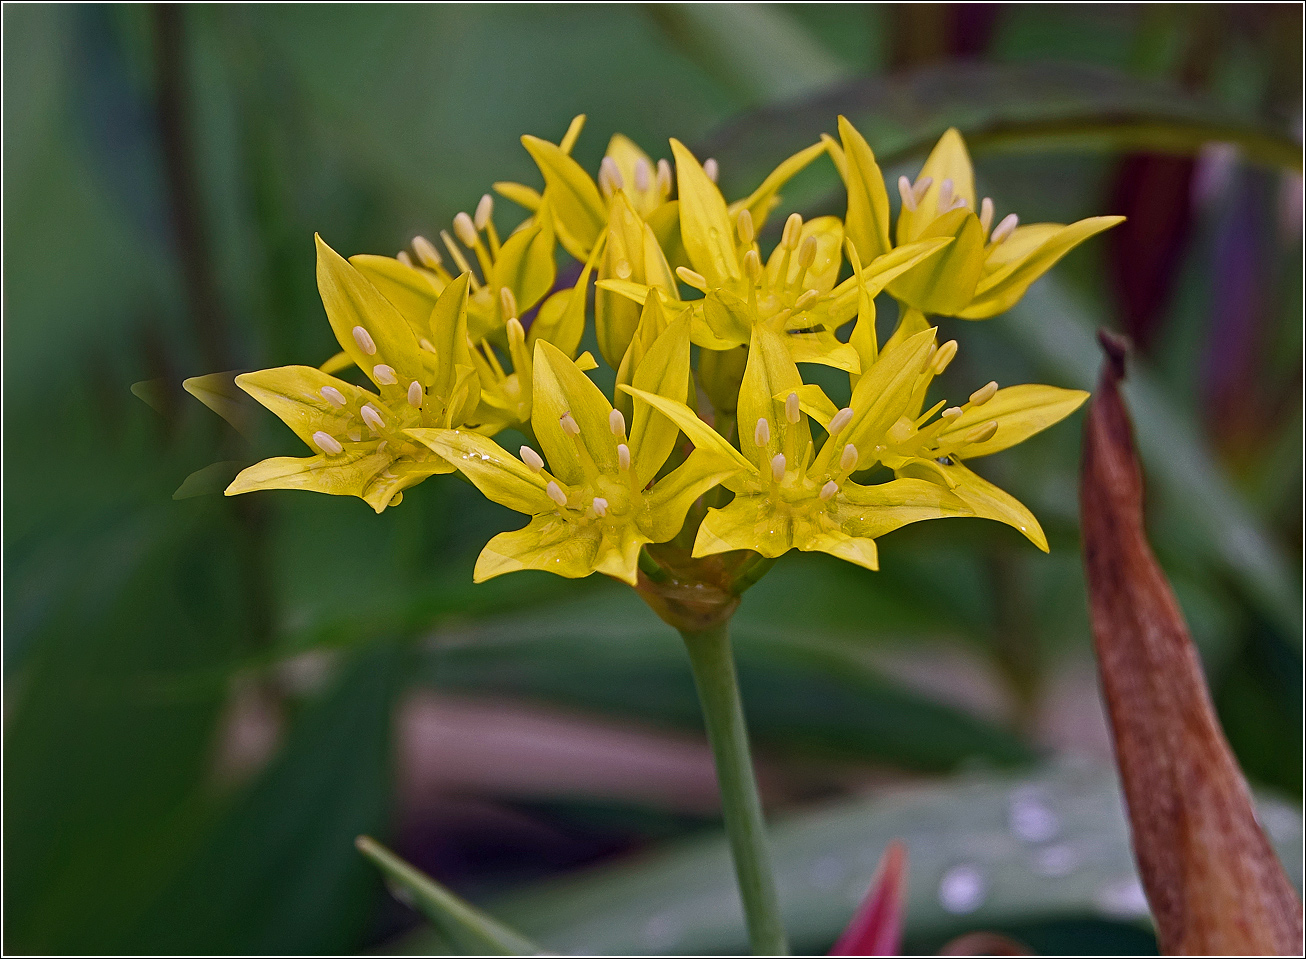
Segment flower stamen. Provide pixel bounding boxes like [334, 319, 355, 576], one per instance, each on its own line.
[313, 431, 343, 455]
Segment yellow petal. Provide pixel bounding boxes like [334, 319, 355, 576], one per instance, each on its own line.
[645, 449, 743, 542]
[693, 493, 793, 559]
[614, 290, 672, 420]
[784, 329, 861, 374]
[960, 216, 1125, 319]
[778, 383, 838, 431]
[825, 236, 952, 325]
[350, 253, 448, 336]
[835, 477, 972, 538]
[318, 351, 353, 375]
[670, 138, 739, 287]
[235, 365, 383, 447]
[597, 191, 675, 367]
[821, 328, 936, 474]
[937, 384, 1089, 458]
[474, 514, 604, 583]
[604, 134, 663, 218]
[701, 290, 754, 348]
[628, 314, 693, 485]
[888, 209, 986, 316]
[591, 523, 648, 586]
[361, 456, 458, 512]
[426, 273, 479, 425]
[521, 135, 606, 260]
[897, 128, 975, 242]
[532, 340, 617, 482]
[800, 529, 879, 571]
[492, 181, 543, 213]
[902, 460, 1048, 551]
[846, 242, 878, 373]
[491, 216, 557, 314]
[838, 116, 892, 262]
[407, 427, 554, 514]
[727, 141, 827, 232]
[618, 385, 753, 472]
[528, 236, 603, 361]
[227, 450, 389, 502]
[316, 234, 425, 392]
[766, 215, 843, 295]
[737, 326, 809, 468]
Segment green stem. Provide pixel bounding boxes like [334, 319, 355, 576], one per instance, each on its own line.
[680, 621, 788, 955]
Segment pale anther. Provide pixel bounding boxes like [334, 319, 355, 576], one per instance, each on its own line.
[360, 405, 385, 432]
[770, 453, 786, 483]
[609, 408, 626, 436]
[797, 235, 818, 272]
[320, 385, 347, 408]
[840, 443, 858, 472]
[912, 176, 933, 205]
[546, 481, 567, 507]
[979, 197, 995, 235]
[614, 258, 633, 279]
[793, 289, 820, 311]
[897, 175, 918, 212]
[352, 325, 377, 355]
[656, 158, 672, 195]
[933, 339, 959, 374]
[782, 212, 803, 248]
[313, 431, 343, 455]
[966, 420, 999, 444]
[942, 406, 964, 420]
[500, 287, 518, 321]
[591, 496, 609, 517]
[506, 316, 525, 350]
[969, 381, 998, 406]
[743, 249, 762, 281]
[819, 480, 839, 501]
[396, 250, 414, 267]
[828, 407, 854, 434]
[453, 211, 478, 248]
[373, 364, 398, 385]
[990, 213, 1019, 244]
[937, 178, 954, 212]
[559, 412, 581, 436]
[736, 207, 755, 246]
[419, 337, 438, 354]
[634, 158, 652, 192]
[617, 443, 631, 471]
[754, 417, 770, 447]
[377, 441, 388, 453]
[412, 235, 443, 268]
[520, 446, 545, 472]
[602, 156, 624, 189]
[408, 381, 423, 408]
[785, 391, 801, 424]
[676, 266, 707, 291]
[474, 194, 494, 230]
[703, 157, 719, 183]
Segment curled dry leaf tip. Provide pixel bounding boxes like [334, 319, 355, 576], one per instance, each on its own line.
[1080, 329, 1303, 956]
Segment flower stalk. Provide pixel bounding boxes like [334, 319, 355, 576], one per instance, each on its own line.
[680, 620, 788, 956]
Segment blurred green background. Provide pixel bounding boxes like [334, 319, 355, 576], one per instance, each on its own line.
[3, 4, 1302, 955]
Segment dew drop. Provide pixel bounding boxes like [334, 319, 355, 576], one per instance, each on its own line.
[1008, 789, 1060, 843]
[938, 863, 987, 914]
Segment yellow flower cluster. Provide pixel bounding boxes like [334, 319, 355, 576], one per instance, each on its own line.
[218, 116, 1121, 586]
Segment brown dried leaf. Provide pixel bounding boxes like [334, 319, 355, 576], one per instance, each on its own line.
[1080, 330, 1303, 956]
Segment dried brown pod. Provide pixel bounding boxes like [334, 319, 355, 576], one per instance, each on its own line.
[1080, 329, 1303, 955]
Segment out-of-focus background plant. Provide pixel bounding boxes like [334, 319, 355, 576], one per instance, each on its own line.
[3, 4, 1301, 955]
